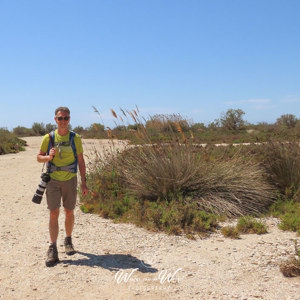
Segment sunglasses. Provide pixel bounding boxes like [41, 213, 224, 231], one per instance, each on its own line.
[56, 116, 70, 121]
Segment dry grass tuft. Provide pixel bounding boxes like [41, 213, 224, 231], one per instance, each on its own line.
[221, 226, 240, 239]
[280, 258, 300, 277]
[259, 141, 300, 199]
[280, 240, 300, 277]
[101, 139, 276, 217]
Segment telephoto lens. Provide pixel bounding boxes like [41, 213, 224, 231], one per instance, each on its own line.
[32, 173, 51, 204]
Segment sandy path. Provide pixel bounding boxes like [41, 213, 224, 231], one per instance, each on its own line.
[0, 136, 299, 300]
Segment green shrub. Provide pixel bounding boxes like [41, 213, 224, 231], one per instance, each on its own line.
[269, 198, 299, 217]
[80, 169, 220, 236]
[236, 216, 268, 234]
[269, 199, 300, 234]
[221, 226, 240, 239]
[276, 114, 298, 129]
[0, 128, 27, 155]
[192, 211, 218, 233]
[221, 216, 268, 239]
[31, 122, 46, 135]
[279, 214, 300, 234]
[13, 126, 34, 137]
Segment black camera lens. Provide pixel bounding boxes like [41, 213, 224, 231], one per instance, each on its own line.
[32, 173, 51, 204]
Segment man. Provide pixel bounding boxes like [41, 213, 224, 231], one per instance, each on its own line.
[37, 106, 88, 267]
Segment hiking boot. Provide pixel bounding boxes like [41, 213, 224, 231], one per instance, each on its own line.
[64, 236, 76, 255]
[45, 244, 59, 267]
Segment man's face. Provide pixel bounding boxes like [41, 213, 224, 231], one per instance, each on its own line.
[55, 110, 70, 129]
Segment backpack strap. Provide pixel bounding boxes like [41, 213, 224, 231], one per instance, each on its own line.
[46, 131, 55, 173]
[47, 131, 55, 155]
[69, 131, 78, 172]
[69, 131, 77, 160]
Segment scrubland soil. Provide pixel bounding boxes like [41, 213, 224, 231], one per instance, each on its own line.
[0, 136, 299, 300]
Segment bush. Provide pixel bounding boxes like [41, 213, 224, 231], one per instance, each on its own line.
[13, 126, 34, 137]
[31, 122, 46, 135]
[221, 216, 268, 239]
[270, 199, 300, 234]
[73, 126, 86, 135]
[216, 108, 246, 131]
[81, 123, 106, 138]
[45, 123, 56, 133]
[236, 216, 268, 234]
[80, 182, 219, 237]
[280, 241, 300, 277]
[279, 213, 300, 234]
[0, 128, 27, 154]
[80, 108, 278, 236]
[259, 141, 300, 199]
[221, 226, 240, 239]
[109, 142, 276, 217]
[276, 114, 298, 129]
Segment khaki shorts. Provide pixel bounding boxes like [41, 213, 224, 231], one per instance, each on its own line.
[46, 176, 78, 210]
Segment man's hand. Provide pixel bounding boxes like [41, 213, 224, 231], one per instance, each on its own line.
[37, 148, 57, 163]
[78, 153, 88, 196]
[81, 181, 89, 196]
[49, 147, 57, 160]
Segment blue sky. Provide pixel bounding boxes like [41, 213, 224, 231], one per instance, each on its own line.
[0, 0, 299, 130]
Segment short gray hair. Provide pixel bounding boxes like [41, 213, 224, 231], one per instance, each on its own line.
[55, 106, 70, 116]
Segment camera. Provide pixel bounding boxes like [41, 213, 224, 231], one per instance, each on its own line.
[32, 173, 51, 204]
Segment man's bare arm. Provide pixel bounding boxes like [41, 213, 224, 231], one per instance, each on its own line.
[77, 153, 88, 196]
[37, 149, 56, 163]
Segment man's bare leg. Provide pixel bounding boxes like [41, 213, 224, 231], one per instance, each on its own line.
[49, 208, 60, 243]
[64, 208, 74, 237]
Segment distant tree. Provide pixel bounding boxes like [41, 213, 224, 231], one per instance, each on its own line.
[127, 124, 140, 131]
[86, 123, 105, 132]
[217, 109, 246, 130]
[256, 122, 270, 127]
[207, 121, 218, 129]
[83, 123, 105, 138]
[32, 122, 46, 135]
[45, 123, 56, 133]
[190, 122, 206, 132]
[73, 126, 85, 134]
[276, 114, 297, 128]
[13, 126, 34, 137]
[114, 125, 127, 131]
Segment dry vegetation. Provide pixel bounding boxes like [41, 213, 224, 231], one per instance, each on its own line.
[0, 128, 26, 155]
[280, 240, 300, 277]
[80, 108, 300, 245]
